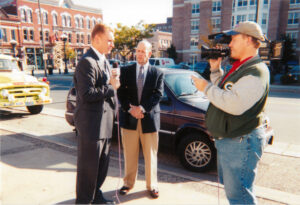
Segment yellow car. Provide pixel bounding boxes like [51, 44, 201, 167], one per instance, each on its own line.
[0, 54, 52, 114]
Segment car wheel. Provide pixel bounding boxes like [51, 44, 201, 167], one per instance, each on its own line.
[177, 133, 216, 172]
[26, 105, 43, 114]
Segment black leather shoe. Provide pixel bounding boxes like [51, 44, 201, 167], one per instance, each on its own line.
[92, 197, 115, 204]
[92, 191, 115, 204]
[119, 186, 131, 195]
[149, 189, 159, 199]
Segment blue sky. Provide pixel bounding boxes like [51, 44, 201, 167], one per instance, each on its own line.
[73, 0, 173, 27]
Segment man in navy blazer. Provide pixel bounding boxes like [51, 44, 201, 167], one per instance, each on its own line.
[117, 40, 164, 198]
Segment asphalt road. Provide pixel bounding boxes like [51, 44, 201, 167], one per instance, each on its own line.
[47, 76, 300, 145]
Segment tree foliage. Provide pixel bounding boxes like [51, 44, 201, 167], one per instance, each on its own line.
[280, 34, 297, 64]
[113, 21, 155, 60]
[65, 43, 76, 60]
[166, 44, 177, 61]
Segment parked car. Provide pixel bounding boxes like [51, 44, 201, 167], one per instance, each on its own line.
[189, 61, 211, 80]
[166, 64, 191, 70]
[0, 54, 52, 114]
[288, 65, 300, 83]
[65, 68, 274, 172]
[109, 59, 121, 66]
[149, 58, 175, 68]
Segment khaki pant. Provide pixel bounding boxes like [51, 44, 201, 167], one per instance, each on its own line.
[121, 120, 158, 190]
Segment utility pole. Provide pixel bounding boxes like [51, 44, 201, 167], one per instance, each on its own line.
[255, 0, 260, 23]
[38, 0, 47, 77]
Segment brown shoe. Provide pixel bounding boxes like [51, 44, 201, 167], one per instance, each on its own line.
[119, 186, 131, 195]
[149, 189, 159, 199]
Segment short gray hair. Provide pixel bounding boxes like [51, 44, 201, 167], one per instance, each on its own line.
[138, 40, 152, 51]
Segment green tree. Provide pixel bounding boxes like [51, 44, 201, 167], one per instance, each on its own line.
[166, 44, 177, 61]
[65, 43, 76, 60]
[113, 21, 155, 61]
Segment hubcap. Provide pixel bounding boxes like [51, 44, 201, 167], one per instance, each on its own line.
[185, 141, 211, 168]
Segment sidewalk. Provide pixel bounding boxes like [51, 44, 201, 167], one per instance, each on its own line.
[1, 130, 229, 205]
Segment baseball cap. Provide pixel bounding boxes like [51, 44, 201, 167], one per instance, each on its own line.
[223, 21, 265, 41]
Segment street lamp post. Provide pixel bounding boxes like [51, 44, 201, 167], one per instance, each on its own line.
[61, 33, 68, 74]
[10, 40, 17, 57]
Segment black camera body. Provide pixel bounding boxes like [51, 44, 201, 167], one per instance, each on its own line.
[201, 33, 231, 59]
[201, 45, 230, 59]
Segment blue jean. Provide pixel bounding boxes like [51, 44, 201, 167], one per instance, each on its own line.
[215, 127, 267, 205]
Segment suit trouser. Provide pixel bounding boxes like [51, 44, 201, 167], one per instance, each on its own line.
[76, 137, 111, 204]
[121, 120, 159, 190]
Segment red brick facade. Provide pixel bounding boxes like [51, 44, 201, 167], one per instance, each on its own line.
[1, 0, 103, 70]
[173, 0, 300, 64]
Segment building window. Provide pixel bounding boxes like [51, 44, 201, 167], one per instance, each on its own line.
[192, 3, 200, 14]
[43, 12, 48, 24]
[68, 33, 72, 43]
[288, 12, 299, 25]
[190, 55, 198, 64]
[80, 18, 84, 28]
[263, 0, 268, 5]
[76, 34, 80, 43]
[62, 15, 66, 27]
[53, 14, 58, 26]
[190, 37, 199, 47]
[81, 34, 84, 43]
[87, 19, 90, 29]
[248, 14, 255, 21]
[67, 16, 71, 27]
[88, 34, 91, 44]
[27, 10, 33, 23]
[21, 9, 26, 22]
[212, 18, 221, 29]
[93, 19, 97, 28]
[212, 1, 221, 12]
[232, 16, 235, 27]
[11, 29, 16, 40]
[191, 20, 199, 32]
[40, 31, 43, 41]
[30, 30, 34, 40]
[23, 29, 28, 41]
[75, 18, 79, 28]
[2, 28, 7, 42]
[250, 0, 257, 5]
[236, 15, 246, 24]
[37, 12, 40, 24]
[290, 0, 300, 5]
[261, 13, 267, 26]
[45, 31, 49, 42]
[237, 0, 248, 7]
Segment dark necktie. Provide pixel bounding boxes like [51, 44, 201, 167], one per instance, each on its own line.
[137, 65, 144, 103]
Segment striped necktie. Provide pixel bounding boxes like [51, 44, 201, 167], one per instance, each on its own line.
[137, 65, 144, 103]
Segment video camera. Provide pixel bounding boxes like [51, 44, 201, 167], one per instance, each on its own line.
[201, 33, 231, 59]
[201, 32, 283, 61]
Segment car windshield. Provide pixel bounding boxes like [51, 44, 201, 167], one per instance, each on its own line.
[165, 72, 202, 97]
[290, 66, 300, 73]
[0, 59, 19, 71]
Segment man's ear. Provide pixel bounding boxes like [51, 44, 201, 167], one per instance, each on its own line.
[148, 51, 152, 58]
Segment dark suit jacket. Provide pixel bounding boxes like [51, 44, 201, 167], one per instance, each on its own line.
[73, 48, 116, 140]
[117, 63, 164, 133]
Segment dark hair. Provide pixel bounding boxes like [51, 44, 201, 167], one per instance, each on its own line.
[91, 23, 111, 40]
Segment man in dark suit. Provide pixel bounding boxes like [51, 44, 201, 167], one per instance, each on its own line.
[117, 40, 164, 199]
[74, 23, 119, 204]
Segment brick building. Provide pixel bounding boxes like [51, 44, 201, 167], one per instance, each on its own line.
[0, 0, 102, 70]
[173, 0, 300, 64]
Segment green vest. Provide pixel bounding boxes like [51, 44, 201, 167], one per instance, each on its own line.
[205, 57, 270, 138]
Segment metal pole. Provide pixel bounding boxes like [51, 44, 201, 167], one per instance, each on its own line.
[255, 0, 260, 23]
[38, 0, 47, 77]
[64, 40, 68, 74]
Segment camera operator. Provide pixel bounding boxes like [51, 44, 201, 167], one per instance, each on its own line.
[191, 21, 270, 204]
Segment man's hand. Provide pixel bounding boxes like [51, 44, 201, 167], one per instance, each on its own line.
[129, 104, 144, 119]
[208, 57, 222, 72]
[191, 75, 208, 92]
[109, 77, 120, 90]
